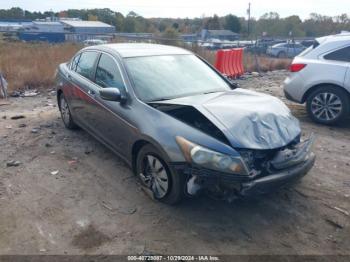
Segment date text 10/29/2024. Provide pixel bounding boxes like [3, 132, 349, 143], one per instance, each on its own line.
[127, 255, 220, 261]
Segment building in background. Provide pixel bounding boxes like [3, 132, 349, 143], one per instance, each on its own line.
[61, 20, 115, 42]
[0, 18, 116, 43]
[0, 19, 33, 32]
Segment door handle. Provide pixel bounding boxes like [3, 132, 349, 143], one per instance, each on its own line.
[87, 90, 95, 96]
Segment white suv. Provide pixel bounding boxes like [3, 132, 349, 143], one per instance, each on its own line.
[284, 33, 350, 125]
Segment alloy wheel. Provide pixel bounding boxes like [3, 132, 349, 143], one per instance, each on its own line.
[60, 96, 71, 125]
[140, 154, 169, 199]
[311, 92, 342, 122]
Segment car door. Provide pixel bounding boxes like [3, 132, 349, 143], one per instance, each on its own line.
[340, 46, 350, 91]
[90, 52, 136, 156]
[71, 51, 100, 129]
[60, 52, 81, 110]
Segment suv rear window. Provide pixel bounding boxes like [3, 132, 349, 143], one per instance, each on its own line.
[299, 40, 320, 57]
[324, 46, 350, 62]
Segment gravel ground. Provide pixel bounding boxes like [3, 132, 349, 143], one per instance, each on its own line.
[0, 71, 349, 256]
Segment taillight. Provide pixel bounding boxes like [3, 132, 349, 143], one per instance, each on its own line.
[289, 63, 306, 72]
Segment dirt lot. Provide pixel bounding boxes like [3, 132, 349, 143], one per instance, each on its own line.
[0, 70, 349, 256]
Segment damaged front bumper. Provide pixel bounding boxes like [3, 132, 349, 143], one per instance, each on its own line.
[173, 134, 316, 197]
[240, 152, 315, 196]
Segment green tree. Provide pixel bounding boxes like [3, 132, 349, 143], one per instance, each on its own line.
[161, 27, 179, 39]
[114, 12, 124, 32]
[204, 14, 221, 30]
[224, 14, 241, 33]
[123, 16, 136, 32]
[161, 27, 180, 45]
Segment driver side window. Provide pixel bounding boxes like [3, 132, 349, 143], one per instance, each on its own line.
[95, 54, 125, 89]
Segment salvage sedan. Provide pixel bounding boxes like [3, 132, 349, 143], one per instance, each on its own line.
[56, 43, 315, 204]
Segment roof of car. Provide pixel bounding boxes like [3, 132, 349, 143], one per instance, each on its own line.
[84, 43, 192, 58]
[316, 32, 350, 44]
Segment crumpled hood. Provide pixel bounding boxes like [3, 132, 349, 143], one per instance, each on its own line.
[159, 88, 301, 150]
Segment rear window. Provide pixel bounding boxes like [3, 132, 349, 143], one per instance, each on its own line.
[324, 46, 350, 62]
[299, 40, 320, 57]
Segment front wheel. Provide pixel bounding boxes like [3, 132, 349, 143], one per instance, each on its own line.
[306, 86, 350, 125]
[136, 144, 186, 205]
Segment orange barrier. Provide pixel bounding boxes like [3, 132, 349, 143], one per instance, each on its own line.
[214, 48, 244, 78]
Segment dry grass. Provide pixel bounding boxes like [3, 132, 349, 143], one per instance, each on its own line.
[0, 42, 81, 92]
[0, 41, 290, 93]
[243, 53, 291, 73]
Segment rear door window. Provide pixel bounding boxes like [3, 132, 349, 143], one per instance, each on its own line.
[76, 51, 99, 80]
[95, 54, 125, 89]
[324, 46, 350, 62]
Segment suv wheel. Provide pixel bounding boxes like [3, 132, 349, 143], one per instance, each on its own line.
[306, 86, 350, 125]
[136, 144, 185, 205]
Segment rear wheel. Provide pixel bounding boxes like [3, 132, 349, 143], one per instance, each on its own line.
[306, 86, 350, 125]
[136, 144, 185, 204]
[59, 93, 78, 129]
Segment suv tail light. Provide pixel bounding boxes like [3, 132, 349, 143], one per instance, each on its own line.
[289, 63, 306, 72]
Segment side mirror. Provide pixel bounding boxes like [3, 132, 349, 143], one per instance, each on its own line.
[99, 87, 122, 102]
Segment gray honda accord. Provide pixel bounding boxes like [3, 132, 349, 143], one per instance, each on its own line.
[56, 43, 315, 204]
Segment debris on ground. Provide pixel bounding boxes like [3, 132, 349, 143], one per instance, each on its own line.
[10, 91, 21, 97]
[10, 115, 26, 120]
[18, 123, 27, 128]
[6, 160, 21, 167]
[31, 128, 40, 134]
[50, 170, 59, 176]
[84, 148, 93, 155]
[23, 90, 39, 97]
[324, 218, 344, 229]
[10, 89, 39, 98]
[323, 203, 350, 217]
[333, 207, 349, 217]
[100, 201, 137, 215]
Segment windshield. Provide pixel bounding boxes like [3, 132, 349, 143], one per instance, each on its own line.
[124, 54, 231, 102]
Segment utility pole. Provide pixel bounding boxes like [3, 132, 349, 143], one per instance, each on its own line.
[247, 2, 251, 38]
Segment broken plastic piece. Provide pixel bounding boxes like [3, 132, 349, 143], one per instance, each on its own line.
[187, 175, 201, 195]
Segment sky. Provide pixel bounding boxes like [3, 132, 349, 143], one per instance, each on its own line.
[0, 0, 349, 19]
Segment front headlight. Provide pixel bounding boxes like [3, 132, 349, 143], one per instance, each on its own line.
[176, 136, 250, 176]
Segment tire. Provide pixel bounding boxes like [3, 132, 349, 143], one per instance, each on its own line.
[59, 93, 78, 129]
[278, 52, 287, 58]
[136, 144, 186, 205]
[306, 86, 350, 125]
